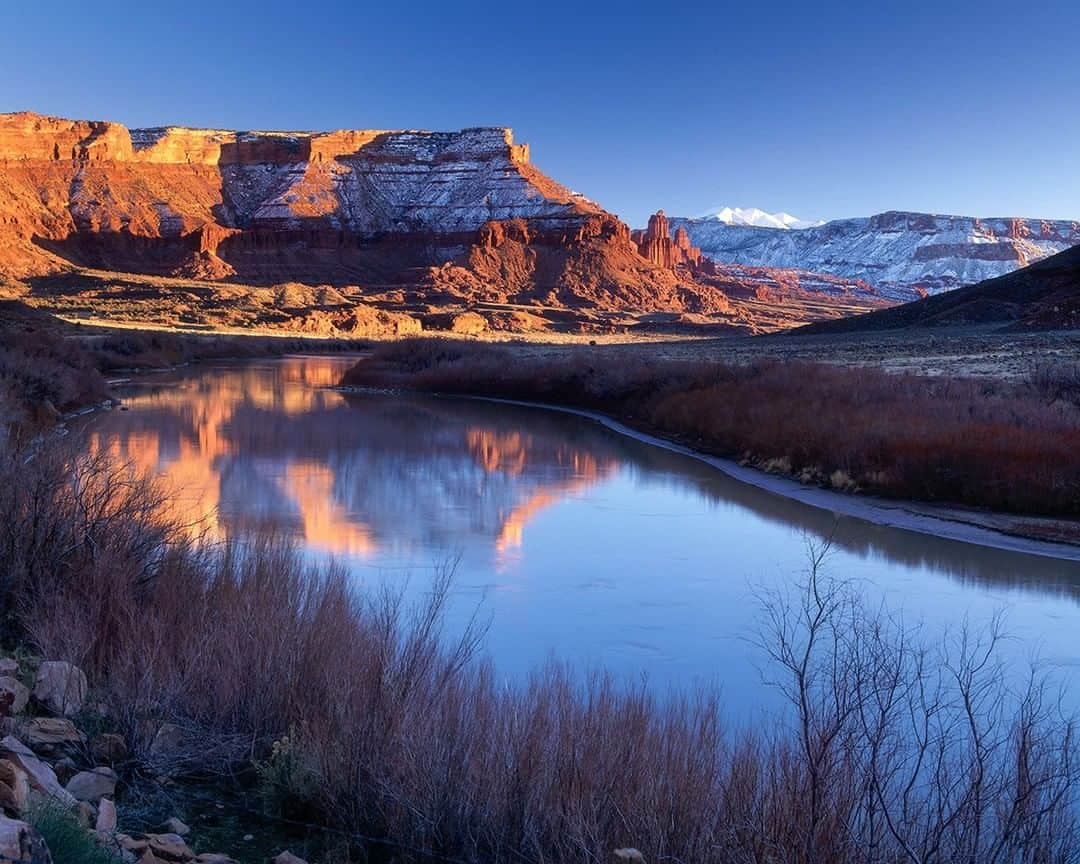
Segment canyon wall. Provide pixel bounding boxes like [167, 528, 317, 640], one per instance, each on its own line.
[0, 112, 614, 288]
[0, 112, 894, 324]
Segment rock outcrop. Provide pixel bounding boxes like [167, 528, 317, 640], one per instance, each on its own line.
[631, 210, 704, 271]
[0, 111, 603, 286]
[425, 213, 733, 312]
[0, 111, 898, 330]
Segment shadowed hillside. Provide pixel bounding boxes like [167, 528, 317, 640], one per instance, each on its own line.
[798, 243, 1080, 334]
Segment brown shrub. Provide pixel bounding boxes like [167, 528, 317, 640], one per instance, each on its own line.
[344, 339, 1080, 516]
[0, 318, 107, 437]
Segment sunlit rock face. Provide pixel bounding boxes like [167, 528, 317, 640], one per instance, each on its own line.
[0, 111, 604, 284]
[631, 210, 704, 271]
[0, 112, 734, 313]
[86, 358, 619, 563]
[668, 210, 1080, 301]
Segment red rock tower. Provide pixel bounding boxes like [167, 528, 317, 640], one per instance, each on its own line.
[633, 210, 703, 270]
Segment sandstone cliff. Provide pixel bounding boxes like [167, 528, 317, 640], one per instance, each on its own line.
[0, 112, 894, 329]
[0, 112, 602, 282]
[423, 214, 737, 312]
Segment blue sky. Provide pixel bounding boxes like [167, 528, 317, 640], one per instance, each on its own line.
[3, 1, 1078, 226]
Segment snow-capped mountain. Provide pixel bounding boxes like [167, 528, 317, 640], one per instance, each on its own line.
[669, 210, 1080, 301]
[701, 206, 824, 230]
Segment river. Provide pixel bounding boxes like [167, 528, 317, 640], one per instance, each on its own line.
[84, 355, 1080, 719]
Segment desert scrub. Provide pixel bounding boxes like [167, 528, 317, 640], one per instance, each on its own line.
[343, 338, 1080, 517]
[255, 728, 320, 818]
[29, 804, 119, 864]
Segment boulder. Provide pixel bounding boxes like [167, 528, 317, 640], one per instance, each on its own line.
[20, 717, 83, 750]
[75, 800, 96, 828]
[96, 797, 117, 833]
[274, 853, 309, 864]
[32, 661, 88, 717]
[0, 759, 30, 815]
[164, 817, 190, 836]
[66, 767, 117, 802]
[117, 834, 148, 854]
[51, 756, 78, 784]
[146, 832, 194, 861]
[92, 732, 129, 763]
[0, 736, 76, 807]
[0, 660, 19, 678]
[614, 850, 646, 862]
[149, 723, 185, 758]
[0, 815, 52, 864]
[0, 678, 29, 715]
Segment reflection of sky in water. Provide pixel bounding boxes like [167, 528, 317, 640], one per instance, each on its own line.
[85, 356, 1080, 720]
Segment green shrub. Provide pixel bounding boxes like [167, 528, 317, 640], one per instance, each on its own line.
[28, 804, 119, 864]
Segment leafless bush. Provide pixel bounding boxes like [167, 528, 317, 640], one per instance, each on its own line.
[754, 538, 1080, 864]
[1032, 361, 1080, 408]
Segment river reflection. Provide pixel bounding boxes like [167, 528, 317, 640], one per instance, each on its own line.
[86, 356, 1080, 714]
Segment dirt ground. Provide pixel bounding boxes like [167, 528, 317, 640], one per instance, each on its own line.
[11, 267, 1076, 381]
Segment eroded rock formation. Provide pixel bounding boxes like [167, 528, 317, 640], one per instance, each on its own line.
[0, 112, 600, 282]
[0, 112, 894, 330]
[631, 210, 706, 272]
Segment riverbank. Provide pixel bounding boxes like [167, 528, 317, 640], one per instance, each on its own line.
[342, 338, 1080, 543]
[0, 300, 371, 442]
[429, 394, 1080, 559]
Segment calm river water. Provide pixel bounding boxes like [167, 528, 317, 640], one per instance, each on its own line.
[85, 355, 1080, 718]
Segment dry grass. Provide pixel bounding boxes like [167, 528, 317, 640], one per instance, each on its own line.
[343, 339, 1080, 517]
[0, 310, 107, 436]
[0, 439, 1077, 863]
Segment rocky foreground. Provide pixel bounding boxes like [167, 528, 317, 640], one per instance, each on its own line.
[0, 657, 305, 864]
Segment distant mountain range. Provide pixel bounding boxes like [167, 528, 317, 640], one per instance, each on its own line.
[800, 242, 1080, 334]
[698, 206, 824, 230]
[670, 210, 1080, 301]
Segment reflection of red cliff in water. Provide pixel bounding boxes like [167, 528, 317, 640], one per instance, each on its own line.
[88, 357, 375, 555]
[86, 358, 620, 560]
[464, 427, 614, 555]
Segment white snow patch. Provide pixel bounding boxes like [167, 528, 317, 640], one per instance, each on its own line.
[700, 206, 824, 230]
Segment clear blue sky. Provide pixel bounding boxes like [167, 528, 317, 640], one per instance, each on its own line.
[4, 1, 1078, 227]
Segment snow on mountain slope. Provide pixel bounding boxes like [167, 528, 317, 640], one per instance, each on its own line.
[669, 210, 1080, 301]
[702, 206, 823, 230]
